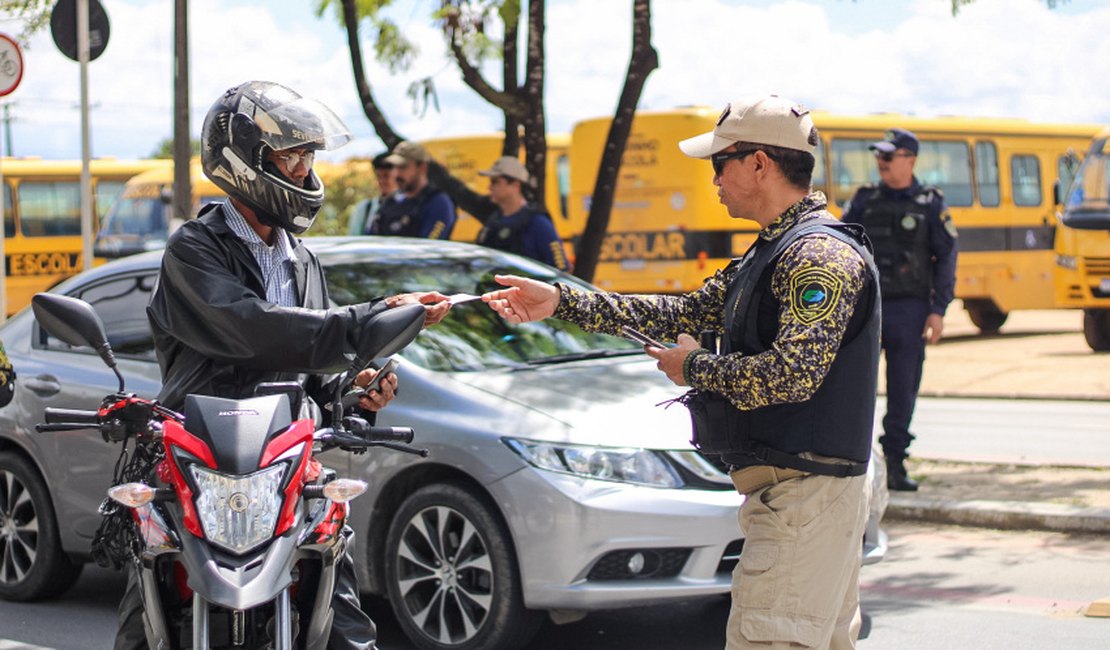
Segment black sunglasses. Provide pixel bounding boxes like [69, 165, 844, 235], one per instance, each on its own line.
[711, 149, 759, 176]
[874, 151, 915, 163]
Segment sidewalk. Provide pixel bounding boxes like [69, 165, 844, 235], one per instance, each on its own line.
[879, 302, 1110, 535]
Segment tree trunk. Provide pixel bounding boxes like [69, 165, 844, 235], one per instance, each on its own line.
[340, 0, 402, 149]
[573, 0, 657, 283]
[519, 0, 548, 208]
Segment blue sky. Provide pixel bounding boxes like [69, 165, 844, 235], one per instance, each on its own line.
[0, 0, 1108, 161]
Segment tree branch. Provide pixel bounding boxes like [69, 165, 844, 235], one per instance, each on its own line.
[340, 0, 402, 149]
[573, 0, 658, 282]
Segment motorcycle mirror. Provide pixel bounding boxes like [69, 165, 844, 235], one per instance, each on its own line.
[350, 303, 425, 370]
[32, 293, 124, 391]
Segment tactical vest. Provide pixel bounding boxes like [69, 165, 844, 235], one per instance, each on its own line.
[688, 218, 879, 476]
[372, 185, 450, 237]
[475, 206, 546, 256]
[857, 185, 935, 300]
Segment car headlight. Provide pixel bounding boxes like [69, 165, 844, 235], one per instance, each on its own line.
[189, 464, 287, 554]
[504, 438, 682, 488]
[1056, 254, 1079, 270]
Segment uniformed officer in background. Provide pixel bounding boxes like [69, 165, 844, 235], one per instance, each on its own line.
[475, 156, 570, 271]
[347, 151, 401, 236]
[372, 140, 456, 239]
[483, 95, 880, 650]
[841, 128, 958, 491]
[0, 338, 15, 408]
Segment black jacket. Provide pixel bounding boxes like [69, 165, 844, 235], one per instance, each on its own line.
[146, 203, 389, 411]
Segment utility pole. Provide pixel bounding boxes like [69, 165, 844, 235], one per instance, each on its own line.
[2, 102, 11, 156]
[173, 0, 191, 224]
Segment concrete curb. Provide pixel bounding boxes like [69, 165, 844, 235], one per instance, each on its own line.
[884, 496, 1110, 534]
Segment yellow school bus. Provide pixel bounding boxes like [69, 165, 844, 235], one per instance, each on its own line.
[568, 108, 1102, 331]
[94, 160, 225, 259]
[420, 134, 572, 248]
[1055, 127, 1110, 350]
[2, 157, 171, 315]
[94, 159, 365, 258]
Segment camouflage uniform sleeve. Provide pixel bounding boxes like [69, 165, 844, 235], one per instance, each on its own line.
[684, 233, 867, 410]
[552, 265, 734, 341]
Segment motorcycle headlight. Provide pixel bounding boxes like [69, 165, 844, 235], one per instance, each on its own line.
[189, 464, 287, 554]
[504, 438, 682, 488]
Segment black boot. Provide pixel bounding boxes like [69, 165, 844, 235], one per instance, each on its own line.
[886, 456, 919, 492]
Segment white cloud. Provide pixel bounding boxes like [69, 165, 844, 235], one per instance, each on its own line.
[2, 0, 1109, 160]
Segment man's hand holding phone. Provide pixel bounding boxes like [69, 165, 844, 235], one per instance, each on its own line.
[347, 358, 399, 411]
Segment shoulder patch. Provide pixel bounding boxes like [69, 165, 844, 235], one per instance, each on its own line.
[942, 212, 958, 238]
[789, 267, 843, 325]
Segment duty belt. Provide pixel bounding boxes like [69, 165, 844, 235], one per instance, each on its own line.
[729, 465, 809, 495]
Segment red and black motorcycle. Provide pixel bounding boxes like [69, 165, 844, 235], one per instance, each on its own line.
[32, 293, 426, 650]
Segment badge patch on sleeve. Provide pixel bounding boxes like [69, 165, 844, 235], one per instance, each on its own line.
[789, 268, 843, 325]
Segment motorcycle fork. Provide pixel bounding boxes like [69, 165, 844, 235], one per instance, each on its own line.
[190, 588, 294, 650]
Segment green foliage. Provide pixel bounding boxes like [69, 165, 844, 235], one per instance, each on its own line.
[150, 137, 201, 159]
[307, 161, 380, 236]
[0, 0, 55, 45]
[317, 0, 418, 74]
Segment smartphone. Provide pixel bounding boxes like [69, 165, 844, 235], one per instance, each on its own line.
[340, 358, 399, 411]
[620, 325, 666, 349]
[362, 358, 399, 393]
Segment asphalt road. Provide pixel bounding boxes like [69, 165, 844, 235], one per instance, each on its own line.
[2, 521, 1107, 650]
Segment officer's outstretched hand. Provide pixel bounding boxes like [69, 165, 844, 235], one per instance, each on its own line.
[481, 274, 559, 324]
[645, 333, 699, 386]
[386, 291, 452, 327]
[923, 313, 944, 345]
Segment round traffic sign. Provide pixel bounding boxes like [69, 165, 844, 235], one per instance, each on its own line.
[50, 0, 111, 63]
[0, 33, 24, 97]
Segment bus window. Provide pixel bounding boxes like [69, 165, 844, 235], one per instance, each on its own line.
[18, 181, 81, 236]
[1011, 155, 1042, 206]
[1057, 154, 1078, 205]
[556, 153, 570, 220]
[829, 138, 879, 207]
[812, 138, 827, 194]
[2, 183, 11, 237]
[917, 141, 972, 207]
[96, 180, 128, 216]
[974, 141, 1000, 207]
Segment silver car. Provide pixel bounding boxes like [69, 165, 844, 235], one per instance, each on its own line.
[0, 236, 887, 650]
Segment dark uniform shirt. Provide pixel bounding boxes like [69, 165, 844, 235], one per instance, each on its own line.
[553, 192, 868, 411]
[841, 177, 958, 316]
[477, 206, 570, 271]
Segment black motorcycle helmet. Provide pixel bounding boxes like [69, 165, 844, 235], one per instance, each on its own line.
[200, 81, 352, 234]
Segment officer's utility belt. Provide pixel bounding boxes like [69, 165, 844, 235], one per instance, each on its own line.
[671, 389, 868, 478]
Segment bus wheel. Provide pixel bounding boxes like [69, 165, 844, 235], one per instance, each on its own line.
[1083, 309, 1110, 352]
[964, 299, 1008, 333]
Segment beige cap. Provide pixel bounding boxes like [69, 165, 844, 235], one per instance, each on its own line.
[385, 140, 430, 165]
[477, 156, 530, 184]
[679, 96, 816, 159]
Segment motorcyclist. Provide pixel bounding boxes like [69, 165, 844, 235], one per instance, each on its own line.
[113, 80, 451, 650]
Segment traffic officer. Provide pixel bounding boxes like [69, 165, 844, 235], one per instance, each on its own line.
[841, 127, 958, 491]
[475, 156, 570, 271]
[372, 141, 456, 239]
[482, 95, 880, 649]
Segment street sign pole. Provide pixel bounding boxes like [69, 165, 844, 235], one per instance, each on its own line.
[0, 32, 25, 321]
[78, 0, 93, 274]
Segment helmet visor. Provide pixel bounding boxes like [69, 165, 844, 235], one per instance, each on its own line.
[252, 96, 353, 152]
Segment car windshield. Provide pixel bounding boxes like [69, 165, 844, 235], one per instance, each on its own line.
[321, 248, 642, 372]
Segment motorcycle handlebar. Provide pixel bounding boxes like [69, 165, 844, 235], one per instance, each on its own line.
[341, 418, 415, 444]
[44, 407, 100, 425]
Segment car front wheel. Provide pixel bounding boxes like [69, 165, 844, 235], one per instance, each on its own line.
[0, 452, 83, 601]
[383, 483, 543, 650]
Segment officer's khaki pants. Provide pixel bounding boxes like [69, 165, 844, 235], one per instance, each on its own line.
[726, 472, 869, 649]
